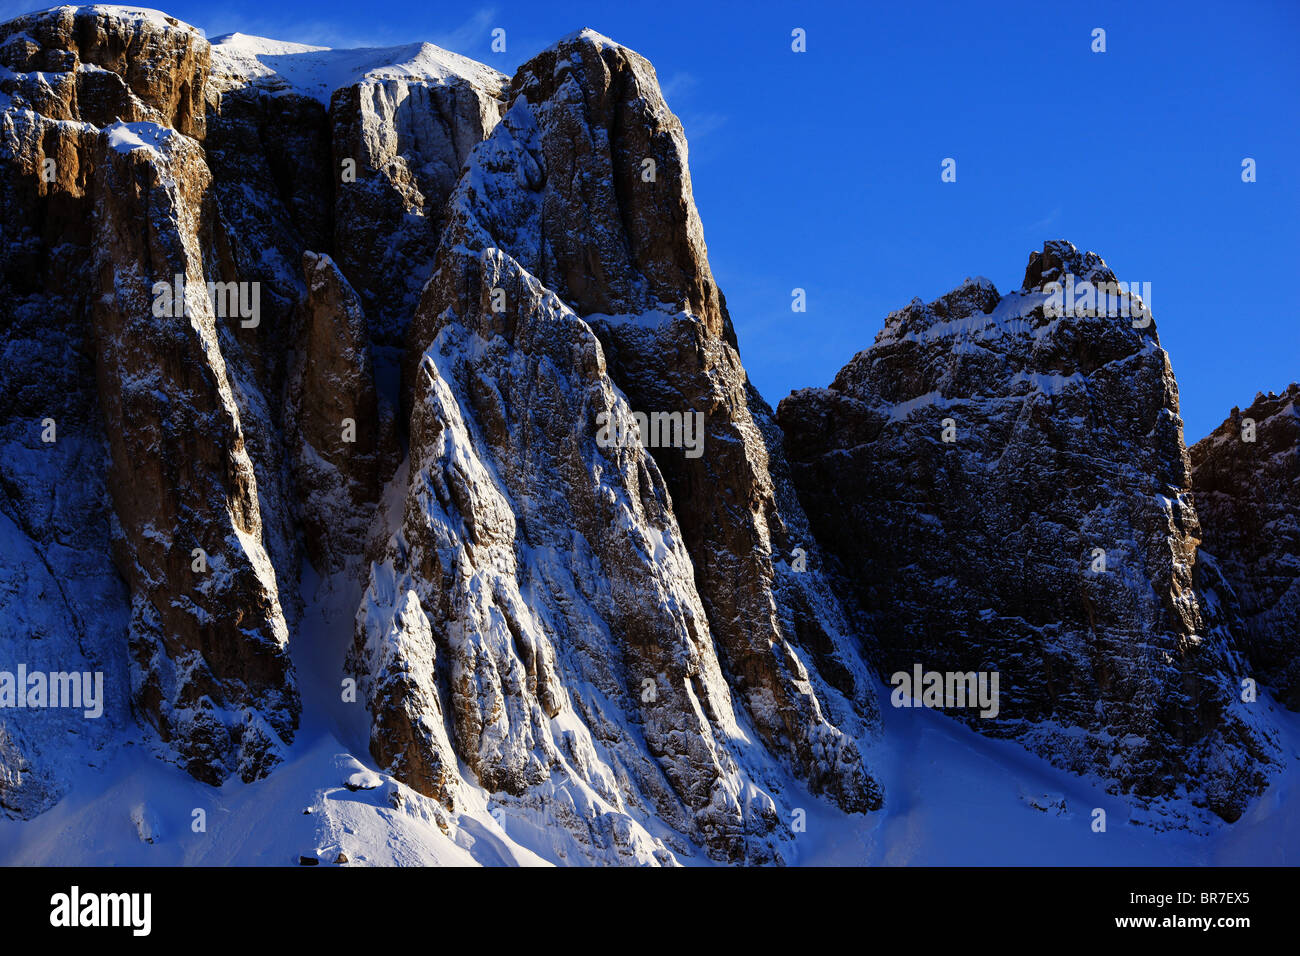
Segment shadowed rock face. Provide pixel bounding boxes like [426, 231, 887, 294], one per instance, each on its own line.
[1192, 385, 1300, 709]
[0, 11, 138, 817]
[91, 107, 300, 785]
[778, 241, 1278, 822]
[0, 8, 512, 800]
[0, 6, 512, 803]
[331, 74, 505, 346]
[287, 251, 399, 575]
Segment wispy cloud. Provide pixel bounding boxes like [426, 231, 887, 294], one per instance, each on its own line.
[428, 7, 497, 55]
[6, 3, 502, 53]
[1025, 206, 1061, 233]
[659, 71, 697, 103]
[679, 111, 727, 142]
[197, 11, 415, 48]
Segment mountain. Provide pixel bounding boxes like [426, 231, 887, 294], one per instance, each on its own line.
[776, 241, 1280, 824]
[1191, 385, 1300, 710]
[0, 6, 1294, 863]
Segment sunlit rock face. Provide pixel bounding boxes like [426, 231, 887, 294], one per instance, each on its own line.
[352, 31, 883, 864]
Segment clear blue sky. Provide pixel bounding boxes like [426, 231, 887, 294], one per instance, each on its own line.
[11, 0, 1296, 440]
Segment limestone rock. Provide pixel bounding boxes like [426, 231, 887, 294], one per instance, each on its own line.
[288, 251, 399, 574]
[402, 30, 883, 817]
[778, 241, 1277, 822]
[1191, 385, 1300, 709]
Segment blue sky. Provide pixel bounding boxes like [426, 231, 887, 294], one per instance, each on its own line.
[10, 0, 1296, 439]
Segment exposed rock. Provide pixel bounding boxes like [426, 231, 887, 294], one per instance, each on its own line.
[0, 6, 300, 788]
[778, 240, 1278, 822]
[1191, 385, 1300, 709]
[0, 5, 209, 136]
[287, 252, 398, 574]
[331, 70, 504, 345]
[0, 53, 129, 819]
[355, 242, 784, 862]
[91, 120, 299, 783]
[403, 29, 882, 818]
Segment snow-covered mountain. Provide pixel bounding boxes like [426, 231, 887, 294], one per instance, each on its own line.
[0, 5, 1295, 865]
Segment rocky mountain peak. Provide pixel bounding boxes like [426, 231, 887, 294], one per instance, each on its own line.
[1021, 238, 1115, 291]
[1191, 383, 1300, 709]
[778, 242, 1278, 824]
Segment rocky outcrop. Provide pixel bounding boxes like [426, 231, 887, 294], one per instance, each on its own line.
[350, 31, 884, 863]
[91, 117, 300, 784]
[207, 35, 506, 350]
[0, 9, 147, 817]
[399, 30, 882, 820]
[356, 244, 784, 862]
[778, 241, 1278, 822]
[0, 5, 208, 135]
[288, 251, 398, 574]
[1191, 385, 1300, 709]
[0, 9, 515, 801]
[331, 67, 505, 345]
[1, 6, 300, 791]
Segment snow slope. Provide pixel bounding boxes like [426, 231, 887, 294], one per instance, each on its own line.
[1, 560, 1294, 866]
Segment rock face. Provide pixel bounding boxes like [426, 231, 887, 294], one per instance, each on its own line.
[0, 6, 305, 786]
[91, 119, 301, 783]
[1191, 385, 1300, 709]
[331, 65, 505, 345]
[351, 31, 882, 863]
[0, 5, 208, 135]
[287, 252, 398, 575]
[2, 6, 1295, 861]
[778, 241, 1278, 822]
[0, 10, 509, 801]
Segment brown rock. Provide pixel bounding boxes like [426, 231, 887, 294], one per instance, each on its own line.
[778, 241, 1277, 822]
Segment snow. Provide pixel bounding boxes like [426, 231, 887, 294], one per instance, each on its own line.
[2, 551, 1296, 865]
[556, 28, 625, 53]
[103, 120, 175, 158]
[209, 32, 506, 105]
[9, 5, 199, 32]
[586, 306, 685, 330]
[1010, 370, 1086, 396]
